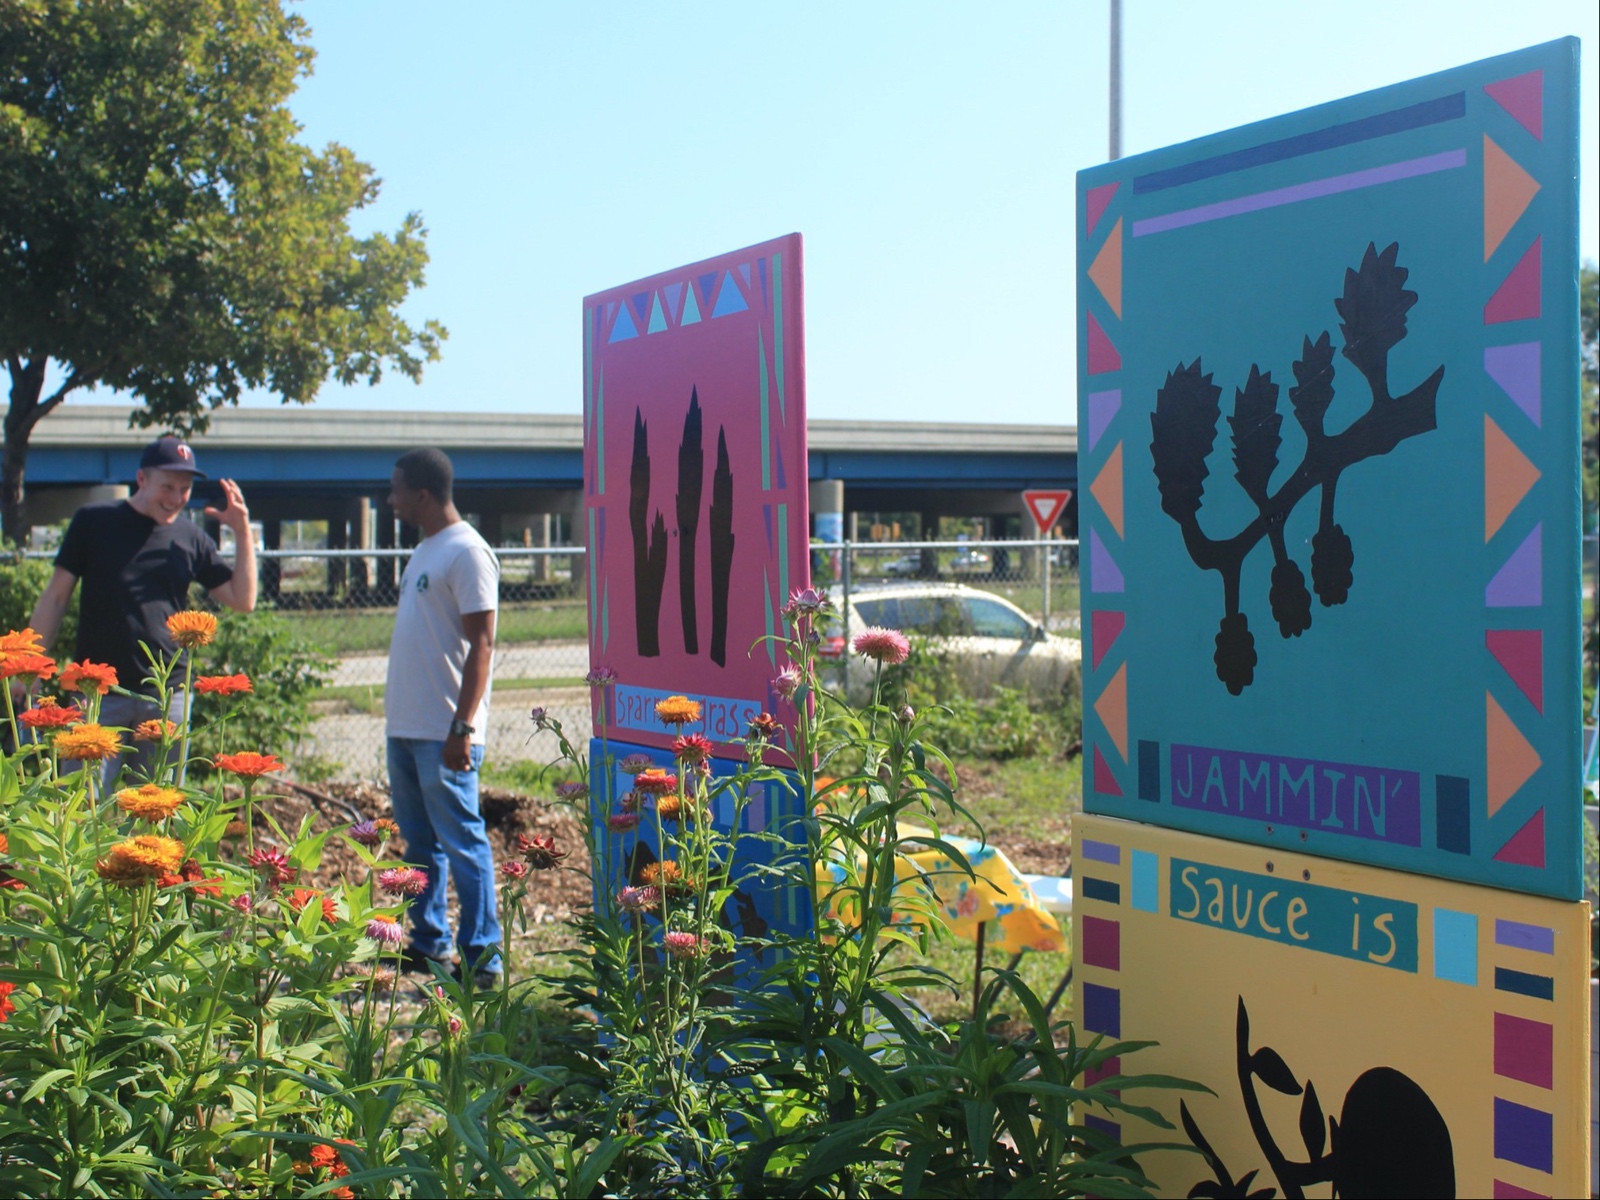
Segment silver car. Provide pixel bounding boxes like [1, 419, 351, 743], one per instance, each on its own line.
[824, 582, 1081, 703]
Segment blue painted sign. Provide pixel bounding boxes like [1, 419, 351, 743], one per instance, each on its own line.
[1077, 40, 1583, 899]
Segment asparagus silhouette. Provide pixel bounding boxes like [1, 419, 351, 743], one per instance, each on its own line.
[1149, 243, 1444, 694]
[708, 427, 735, 666]
[676, 390, 704, 655]
[629, 408, 669, 657]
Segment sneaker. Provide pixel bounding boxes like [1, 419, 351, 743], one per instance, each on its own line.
[399, 946, 451, 976]
[450, 962, 503, 990]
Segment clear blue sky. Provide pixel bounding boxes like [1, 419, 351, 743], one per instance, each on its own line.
[223, 1, 1596, 427]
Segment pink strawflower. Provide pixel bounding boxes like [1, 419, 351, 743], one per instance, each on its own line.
[447, 1014, 463, 1035]
[633, 769, 677, 795]
[618, 753, 654, 774]
[246, 847, 296, 888]
[607, 812, 641, 833]
[673, 734, 714, 765]
[772, 667, 802, 700]
[378, 867, 429, 897]
[553, 781, 588, 801]
[663, 931, 704, 959]
[852, 627, 910, 665]
[618, 885, 662, 913]
[230, 893, 254, 915]
[501, 861, 530, 881]
[781, 587, 830, 619]
[364, 917, 405, 947]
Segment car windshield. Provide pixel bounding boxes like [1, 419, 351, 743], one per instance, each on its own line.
[963, 597, 1033, 640]
[855, 595, 967, 636]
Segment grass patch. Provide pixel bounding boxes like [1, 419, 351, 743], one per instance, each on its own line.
[278, 599, 588, 655]
[316, 677, 588, 715]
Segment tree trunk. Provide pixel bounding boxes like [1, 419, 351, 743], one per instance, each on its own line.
[2, 357, 48, 547]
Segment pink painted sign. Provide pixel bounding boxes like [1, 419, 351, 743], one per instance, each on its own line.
[583, 235, 808, 757]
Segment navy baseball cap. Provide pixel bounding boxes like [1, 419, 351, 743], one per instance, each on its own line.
[139, 436, 206, 477]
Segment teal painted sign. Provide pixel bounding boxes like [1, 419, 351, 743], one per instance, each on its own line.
[1077, 40, 1582, 899]
[1170, 857, 1419, 972]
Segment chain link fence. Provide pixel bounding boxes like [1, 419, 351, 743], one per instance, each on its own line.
[25, 532, 1599, 780]
[255, 539, 1085, 778]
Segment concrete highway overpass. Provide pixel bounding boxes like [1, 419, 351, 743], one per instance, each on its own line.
[15, 405, 1078, 545]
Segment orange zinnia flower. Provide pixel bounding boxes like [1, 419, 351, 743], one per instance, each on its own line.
[133, 718, 179, 742]
[653, 695, 702, 727]
[213, 751, 284, 778]
[0, 628, 46, 657]
[157, 859, 222, 897]
[288, 888, 339, 923]
[0, 980, 16, 1022]
[655, 795, 704, 824]
[165, 610, 218, 650]
[639, 859, 695, 896]
[54, 723, 122, 761]
[194, 673, 252, 696]
[60, 660, 118, 696]
[116, 783, 186, 822]
[97, 835, 185, 885]
[0, 651, 56, 681]
[17, 698, 83, 729]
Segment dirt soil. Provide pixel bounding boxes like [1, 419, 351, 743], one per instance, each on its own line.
[244, 769, 1072, 943]
[247, 780, 592, 939]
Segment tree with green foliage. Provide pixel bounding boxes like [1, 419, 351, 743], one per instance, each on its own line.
[0, 0, 444, 543]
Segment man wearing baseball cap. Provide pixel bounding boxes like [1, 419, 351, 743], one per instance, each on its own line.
[23, 435, 257, 783]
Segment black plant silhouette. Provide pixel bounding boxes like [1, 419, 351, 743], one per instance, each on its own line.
[677, 390, 704, 655]
[630, 408, 669, 657]
[708, 428, 735, 666]
[1182, 997, 1455, 1199]
[1149, 243, 1444, 693]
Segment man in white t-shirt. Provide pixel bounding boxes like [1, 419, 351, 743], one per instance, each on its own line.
[385, 448, 503, 987]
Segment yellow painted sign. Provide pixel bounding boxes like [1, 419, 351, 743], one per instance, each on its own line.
[1074, 813, 1590, 1198]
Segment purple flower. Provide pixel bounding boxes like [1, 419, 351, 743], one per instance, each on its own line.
[618, 753, 654, 774]
[585, 665, 619, 688]
[607, 811, 641, 833]
[528, 706, 550, 728]
[348, 821, 383, 848]
[772, 667, 802, 699]
[553, 781, 588, 802]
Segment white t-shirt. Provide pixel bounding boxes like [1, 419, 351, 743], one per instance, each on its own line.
[385, 521, 500, 744]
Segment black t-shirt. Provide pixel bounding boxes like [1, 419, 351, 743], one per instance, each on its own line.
[55, 501, 234, 695]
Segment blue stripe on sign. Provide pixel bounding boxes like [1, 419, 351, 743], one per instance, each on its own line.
[1495, 967, 1554, 1000]
[1081, 838, 1120, 865]
[1432, 908, 1478, 986]
[1132, 92, 1465, 193]
[1081, 877, 1121, 905]
[1131, 850, 1158, 912]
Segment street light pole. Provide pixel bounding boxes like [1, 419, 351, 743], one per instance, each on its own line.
[1109, 0, 1123, 161]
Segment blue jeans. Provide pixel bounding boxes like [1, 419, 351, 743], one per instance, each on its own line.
[385, 738, 503, 974]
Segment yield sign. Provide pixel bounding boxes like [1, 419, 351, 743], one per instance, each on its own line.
[1023, 489, 1073, 534]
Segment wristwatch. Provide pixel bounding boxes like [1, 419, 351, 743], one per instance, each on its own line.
[448, 718, 474, 739]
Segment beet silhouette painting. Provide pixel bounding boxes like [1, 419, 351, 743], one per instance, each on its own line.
[1181, 998, 1455, 1198]
[629, 388, 736, 664]
[1148, 243, 1444, 694]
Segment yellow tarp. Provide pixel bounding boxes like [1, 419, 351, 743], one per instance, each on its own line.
[818, 831, 1066, 953]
